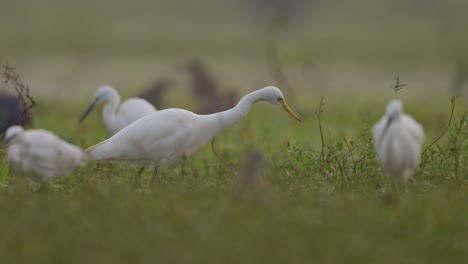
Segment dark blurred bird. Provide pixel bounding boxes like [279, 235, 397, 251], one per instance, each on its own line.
[232, 149, 271, 196]
[0, 91, 33, 135]
[222, 91, 238, 109]
[186, 60, 218, 98]
[138, 79, 172, 109]
[185, 60, 238, 114]
[252, 0, 305, 22]
[248, 0, 307, 29]
[198, 92, 239, 115]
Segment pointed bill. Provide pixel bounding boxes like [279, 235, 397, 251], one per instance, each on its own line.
[1, 135, 14, 148]
[280, 100, 301, 123]
[380, 116, 393, 142]
[79, 100, 98, 123]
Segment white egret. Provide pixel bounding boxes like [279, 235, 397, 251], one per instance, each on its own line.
[86, 86, 301, 186]
[79, 85, 157, 135]
[1, 126, 88, 183]
[372, 100, 425, 183]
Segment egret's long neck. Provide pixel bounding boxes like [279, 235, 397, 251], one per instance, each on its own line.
[102, 92, 121, 132]
[381, 112, 401, 142]
[200, 89, 264, 136]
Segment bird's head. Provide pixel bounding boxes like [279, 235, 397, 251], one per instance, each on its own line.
[79, 85, 117, 123]
[260, 86, 301, 123]
[386, 100, 403, 118]
[380, 100, 404, 141]
[93, 85, 117, 105]
[1, 125, 24, 148]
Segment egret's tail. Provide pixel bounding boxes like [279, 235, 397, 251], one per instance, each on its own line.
[74, 148, 89, 166]
[85, 139, 113, 160]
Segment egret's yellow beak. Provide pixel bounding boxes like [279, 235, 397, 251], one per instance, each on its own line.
[279, 99, 301, 123]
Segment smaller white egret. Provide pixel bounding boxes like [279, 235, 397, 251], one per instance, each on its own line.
[85, 86, 301, 186]
[1, 126, 88, 183]
[372, 100, 425, 183]
[79, 85, 157, 135]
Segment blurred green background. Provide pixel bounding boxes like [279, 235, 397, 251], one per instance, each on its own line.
[2, 0, 468, 102]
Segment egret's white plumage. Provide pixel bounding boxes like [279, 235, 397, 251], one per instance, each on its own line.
[80, 85, 157, 135]
[372, 100, 424, 183]
[86, 86, 301, 182]
[1, 126, 88, 183]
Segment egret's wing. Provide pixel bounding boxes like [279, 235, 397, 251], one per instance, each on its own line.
[372, 116, 387, 160]
[6, 144, 22, 166]
[118, 98, 157, 127]
[402, 115, 424, 145]
[22, 130, 86, 179]
[56, 141, 88, 167]
[23, 130, 61, 148]
[22, 130, 61, 173]
[85, 138, 112, 160]
[22, 149, 61, 180]
[86, 109, 194, 161]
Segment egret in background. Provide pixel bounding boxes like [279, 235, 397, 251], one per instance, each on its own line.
[86, 86, 301, 187]
[138, 79, 172, 109]
[372, 100, 424, 183]
[1, 126, 88, 184]
[184, 60, 238, 114]
[79, 85, 157, 135]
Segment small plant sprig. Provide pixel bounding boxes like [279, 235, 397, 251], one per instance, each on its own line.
[420, 97, 458, 169]
[315, 96, 325, 161]
[392, 76, 406, 99]
[447, 108, 468, 182]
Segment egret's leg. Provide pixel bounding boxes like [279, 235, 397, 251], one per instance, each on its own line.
[133, 166, 145, 186]
[211, 137, 222, 160]
[7, 170, 23, 191]
[7, 174, 13, 189]
[137, 167, 145, 176]
[150, 165, 159, 189]
[181, 155, 187, 177]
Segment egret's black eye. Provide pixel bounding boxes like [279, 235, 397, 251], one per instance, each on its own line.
[277, 97, 283, 102]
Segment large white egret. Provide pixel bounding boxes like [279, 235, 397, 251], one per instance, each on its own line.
[79, 85, 157, 135]
[86, 86, 301, 185]
[1, 126, 88, 183]
[372, 100, 424, 183]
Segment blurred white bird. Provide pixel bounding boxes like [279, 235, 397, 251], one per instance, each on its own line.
[79, 85, 157, 135]
[1, 126, 88, 183]
[372, 100, 424, 183]
[86, 86, 301, 186]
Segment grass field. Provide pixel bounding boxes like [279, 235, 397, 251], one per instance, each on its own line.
[1, 0, 468, 263]
[0, 93, 466, 263]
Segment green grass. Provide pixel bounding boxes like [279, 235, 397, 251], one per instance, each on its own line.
[2, 187, 468, 263]
[0, 95, 467, 263]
